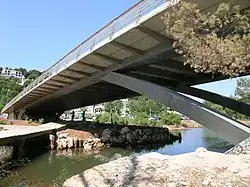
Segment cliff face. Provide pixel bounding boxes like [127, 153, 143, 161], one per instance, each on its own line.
[63, 147, 250, 187]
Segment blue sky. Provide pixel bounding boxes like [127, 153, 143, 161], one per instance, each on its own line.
[0, 0, 246, 97]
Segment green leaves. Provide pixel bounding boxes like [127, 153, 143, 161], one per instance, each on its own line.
[162, 1, 250, 76]
[0, 77, 22, 108]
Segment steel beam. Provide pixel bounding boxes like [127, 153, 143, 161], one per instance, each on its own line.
[44, 83, 63, 89]
[130, 66, 195, 82]
[171, 55, 185, 62]
[101, 72, 250, 144]
[78, 61, 105, 71]
[50, 79, 71, 85]
[32, 90, 53, 95]
[40, 85, 60, 90]
[36, 87, 56, 92]
[57, 74, 81, 82]
[111, 41, 144, 56]
[66, 69, 91, 77]
[175, 86, 250, 117]
[92, 52, 122, 64]
[136, 26, 172, 43]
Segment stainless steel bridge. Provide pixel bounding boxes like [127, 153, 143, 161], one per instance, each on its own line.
[2, 0, 250, 144]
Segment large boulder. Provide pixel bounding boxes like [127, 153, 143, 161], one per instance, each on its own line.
[101, 129, 112, 143]
[63, 148, 250, 187]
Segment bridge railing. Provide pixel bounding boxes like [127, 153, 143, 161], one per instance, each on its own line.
[2, 0, 170, 112]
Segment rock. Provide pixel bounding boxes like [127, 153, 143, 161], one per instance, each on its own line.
[0, 146, 13, 165]
[93, 133, 99, 138]
[84, 143, 93, 151]
[57, 132, 70, 139]
[73, 139, 79, 148]
[202, 179, 211, 185]
[95, 142, 104, 148]
[68, 137, 74, 149]
[63, 150, 250, 187]
[49, 134, 56, 150]
[167, 182, 176, 187]
[120, 127, 130, 134]
[79, 140, 83, 147]
[101, 129, 112, 142]
[196, 147, 207, 153]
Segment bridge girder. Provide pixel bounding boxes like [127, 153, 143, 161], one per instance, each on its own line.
[101, 72, 250, 144]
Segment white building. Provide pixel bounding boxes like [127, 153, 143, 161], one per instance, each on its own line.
[1, 68, 25, 85]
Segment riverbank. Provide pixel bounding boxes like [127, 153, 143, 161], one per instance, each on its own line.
[64, 147, 250, 187]
[165, 120, 202, 130]
[0, 128, 234, 186]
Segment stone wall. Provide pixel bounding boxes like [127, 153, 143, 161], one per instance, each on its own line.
[0, 146, 13, 165]
[53, 125, 181, 150]
[101, 126, 180, 147]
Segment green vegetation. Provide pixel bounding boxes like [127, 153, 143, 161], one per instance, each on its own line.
[160, 111, 181, 126]
[0, 67, 42, 110]
[204, 78, 250, 120]
[162, 1, 250, 77]
[0, 77, 22, 108]
[0, 119, 8, 125]
[96, 96, 182, 127]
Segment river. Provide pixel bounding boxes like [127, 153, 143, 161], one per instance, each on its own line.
[0, 128, 234, 187]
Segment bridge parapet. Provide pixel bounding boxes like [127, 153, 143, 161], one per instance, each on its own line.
[2, 0, 173, 113]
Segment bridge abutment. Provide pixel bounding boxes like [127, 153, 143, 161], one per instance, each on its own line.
[12, 140, 26, 159]
[102, 72, 250, 144]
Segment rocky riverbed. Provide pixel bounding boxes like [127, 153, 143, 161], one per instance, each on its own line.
[64, 146, 250, 187]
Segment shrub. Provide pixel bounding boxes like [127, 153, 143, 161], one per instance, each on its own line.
[132, 112, 150, 126]
[96, 112, 110, 123]
[118, 117, 129, 125]
[0, 120, 8, 125]
[39, 118, 44, 124]
[160, 112, 181, 126]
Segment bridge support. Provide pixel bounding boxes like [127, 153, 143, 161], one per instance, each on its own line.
[175, 86, 250, 117]
[17, 109, 26, 120]
[12, 140, 26, 159]
[101, 72, 250, 144]
[8, 112, 16, 120]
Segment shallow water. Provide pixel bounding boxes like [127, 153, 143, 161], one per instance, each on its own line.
[0, 128, 233, 187]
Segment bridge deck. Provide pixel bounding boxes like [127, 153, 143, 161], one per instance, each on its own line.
[0, 123, 65, 146]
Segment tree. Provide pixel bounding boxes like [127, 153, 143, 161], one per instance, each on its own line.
[235, 78, 250, 103]
[0, 77, 22, 108]
[104, 100, 123, 115]
[127, 96, 166, 117]
[28, 70, 41, 76]
[23, 79, 32, 88]
[203, 99, 247, 120]
[162, 1, 250, 77]
[27, 73, 39, 80]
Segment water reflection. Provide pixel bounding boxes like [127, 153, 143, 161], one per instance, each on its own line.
[0, 128, 234, 187]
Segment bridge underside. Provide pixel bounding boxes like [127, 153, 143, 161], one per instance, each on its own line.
[25, 54, 228, 119]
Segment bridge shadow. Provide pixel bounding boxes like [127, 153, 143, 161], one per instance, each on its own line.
[77, 155, 139, 187]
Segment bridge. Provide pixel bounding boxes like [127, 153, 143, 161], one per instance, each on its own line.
[2, 0, 250, 144]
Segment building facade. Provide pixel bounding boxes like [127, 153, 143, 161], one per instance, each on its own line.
[1, 68, 24, 85]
